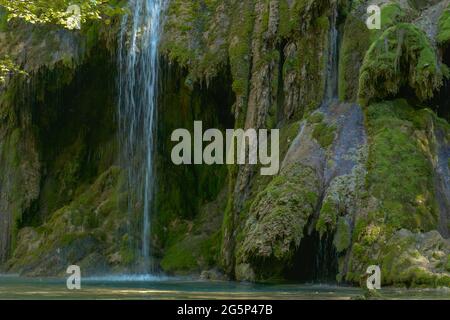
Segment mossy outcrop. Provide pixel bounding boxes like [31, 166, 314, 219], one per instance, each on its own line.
[344, 99, 450, 287]
[338, 1, 410, 102]
[236, 163, 320, 281]
[0, 113, 40, 263]
[437, 3, 450, 46]
[358, 23, 443, 106]
[4, 167, 132, 276]
[160, 188, 226, 275]
[365, 100, 438, 231]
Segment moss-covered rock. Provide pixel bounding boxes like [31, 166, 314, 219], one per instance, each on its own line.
[446, 254, 450, 272]
[338, 1, 419, 102]
[338, 14, 371, 102]
[349, 228, 450, 287]
[235, 162, 320, 281]
[0, 125, 40, 263]
[380, 230, 449, 287]
[311, 118, 336, 148]
[160, 189, 226, 275]
[358, 23, 443, 106]
[4, 167, 132, 276]
[345, 99, 450, 287]
[334, 216, 351, 253]
[365, 99, 438, 231]
[437, 4, 450, 45]
[282, 14, 330, 119]
[161, 0, 230, 83]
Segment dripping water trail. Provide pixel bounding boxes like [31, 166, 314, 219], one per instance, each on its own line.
[293, 3, 341, 283]
[118, 0, 165, 273]
[315, 4, 341, 280]
[323, 4, 339, 105]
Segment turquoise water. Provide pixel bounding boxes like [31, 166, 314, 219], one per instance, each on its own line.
[0, 275, 448, 300]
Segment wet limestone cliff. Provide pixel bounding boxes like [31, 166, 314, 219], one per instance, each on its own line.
[0, 16, 128, 275]
[0, 0, 449, 287]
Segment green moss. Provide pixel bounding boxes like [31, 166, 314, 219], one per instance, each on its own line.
[380, 3, 407, 29]
[160, 241, 198, 273]
[161, 228, 222, 274]
[437, 5, 450, 45]
[292, 14, 329, 117]
[161, 0, 230, 82]
[158, 163, 227, 275]
[119, 234, 135, 266]
[226, 0, 253, 126]
[344, 99, 448, 287]
[446, 255, 450, 272]
[366, 100, 437, 232]
[338, 1, 410, 102]
[0, 117, 40, 252]
[338, 15, 371, 101]
[279, 120, 301, 159]
[0, 21, 123, 268]
[160, 0, 197, 67]
[312, 121, 336, 148]
[378, 232, 450, 287]
[161, 0, 330, 123]
[307, 112, 325, 124]
[278, 0, 329, 39]
[5, 166, 128, 274]
[200, 231, 221, 267]
[334, 217, 351, 253]
[316, 200, 337, 236]
[60, 232, 85, 247]
[358, 23, 443, 106]
[277, 0, 291, 38]
[0, 7, 8, 31]
[236, 162, 321, 280]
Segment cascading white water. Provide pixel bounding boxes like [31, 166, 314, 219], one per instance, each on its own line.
[118, 0, 165, 272]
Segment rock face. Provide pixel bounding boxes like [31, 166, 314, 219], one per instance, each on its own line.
[158, 0, 450, 286]
[5, 167, 128, 276]
[236, 162, 321, 281]
[0, 21, 78, 263]
[0, 0, 449, 287]
[0, 18, 130, 274]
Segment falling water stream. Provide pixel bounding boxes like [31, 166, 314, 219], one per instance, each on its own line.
[324, 3, 339, 103]
[314, 3, 341, 281]
[293, 3, 342, 282]
[118, 0, 165, 273]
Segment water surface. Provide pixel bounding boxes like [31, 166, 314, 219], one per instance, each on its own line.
[0, 275, 448, 300]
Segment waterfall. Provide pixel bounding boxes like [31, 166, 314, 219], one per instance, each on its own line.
[324, 3, 339, 103]
[118, 0, 165, 272]
[303, 3, 340, 282]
